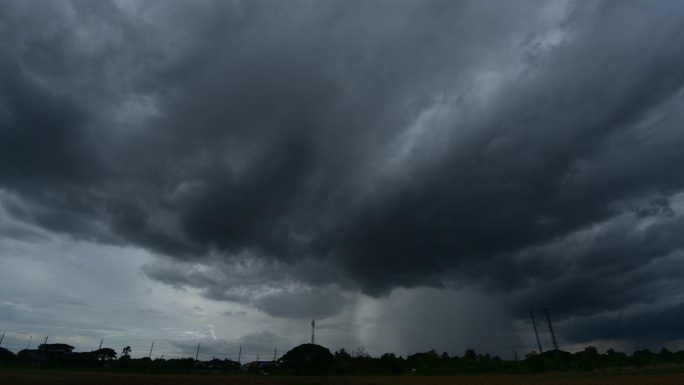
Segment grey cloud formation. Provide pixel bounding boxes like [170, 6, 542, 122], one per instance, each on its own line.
[2, 0, 684, 350]
[142, 257, 350, 318]
[171, 327, 289, 360]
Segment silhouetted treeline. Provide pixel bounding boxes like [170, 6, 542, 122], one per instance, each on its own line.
[2, 343, 684, 375]
[0, 343, 238, 373]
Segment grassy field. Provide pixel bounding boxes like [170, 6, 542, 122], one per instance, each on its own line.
[2, 368, 684, 385]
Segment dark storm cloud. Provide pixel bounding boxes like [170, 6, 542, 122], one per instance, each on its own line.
[0, 57, 99, 186]
[564, 302, 684, 344]
[3, 0, 684, 346]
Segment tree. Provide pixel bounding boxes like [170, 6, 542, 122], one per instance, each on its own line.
[632, 349, 657, 369]
[407, 350, 440, 373]
[605, 348, 628, 369]
[16, 349, 42, 365]
[93, 348, 117, 361]
[121, 346, 131, 358]
[464, 349, 477, 361]
[583, 346, 599, 357]
[575, 346, 600, 371]
[379, 352, 405, 374]
[280, 343, 335, 374]
[352, 346, 372, 373]
[0, 347, 15, 364]
[38, 343, 74, 356]
[352, 346, 369, 358]
[66, 352, 97, 368]
[335, 348, 352, 360]
[34, 343, 75, 366]
[334, 348, 354, 374]
[659, 347, 674, 362]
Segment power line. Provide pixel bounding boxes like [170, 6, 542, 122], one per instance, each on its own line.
[529, 307, 543, 354]
[543, 305, 559, 351]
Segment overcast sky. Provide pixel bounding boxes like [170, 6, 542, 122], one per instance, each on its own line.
[2, 0, 684, 361]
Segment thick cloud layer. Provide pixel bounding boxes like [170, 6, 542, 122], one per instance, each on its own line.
[2, 0, 684, 349]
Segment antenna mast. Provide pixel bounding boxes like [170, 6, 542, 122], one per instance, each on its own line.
[529, 307, 543, 354]
[311, 319, 315, 344]
[543, 305, 559, 351]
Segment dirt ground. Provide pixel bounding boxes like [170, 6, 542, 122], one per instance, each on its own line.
[2, 369, 684, 385]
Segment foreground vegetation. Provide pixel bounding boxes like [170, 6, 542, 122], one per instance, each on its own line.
[2, 342, 684, 377]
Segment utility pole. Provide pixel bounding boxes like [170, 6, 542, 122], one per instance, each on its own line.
[273, 348, 277, 363]
[529, 307, 543, 354]
[0, 332, 4, 346]
[543, 305, 559, 351]
[238, 346, 242, 364]
[149, 341, 154, 358]
[26, 335, 32, 349]
[195, 343, 200, 361]
[99, 338, 103, 350]
[43, 335, 49, 345]
[311, 319, 315, 344]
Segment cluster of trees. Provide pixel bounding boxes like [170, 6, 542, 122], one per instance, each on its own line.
[0, 343, 239, 373]
[519, 347, 684, 373]
[269, 344, 684, 375]
[2, 342, 683, 375]
[262, 344, 684, 375]
[0, 343, 117, 369]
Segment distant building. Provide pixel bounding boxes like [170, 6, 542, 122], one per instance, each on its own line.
[240, 360, 278, 374]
